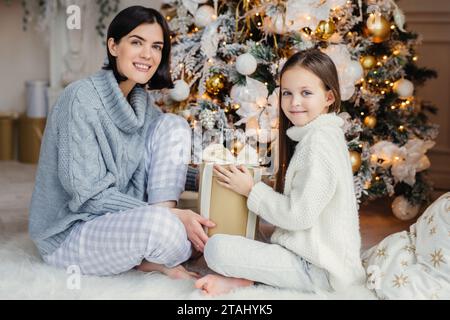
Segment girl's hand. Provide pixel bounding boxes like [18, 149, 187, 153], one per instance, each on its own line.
[171, 208, 215, 252]
[213, 164, 254, 197]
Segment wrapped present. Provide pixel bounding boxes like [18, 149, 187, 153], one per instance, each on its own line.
[198, 144, 262, 239]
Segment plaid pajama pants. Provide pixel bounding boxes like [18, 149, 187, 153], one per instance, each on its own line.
[43, 113, 193, 276]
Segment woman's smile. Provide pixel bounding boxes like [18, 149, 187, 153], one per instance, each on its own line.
[133, 62, 152, 73]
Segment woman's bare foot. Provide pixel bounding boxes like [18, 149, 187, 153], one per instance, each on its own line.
[195, 274, 254, 296]
[136, 260, 200, 280]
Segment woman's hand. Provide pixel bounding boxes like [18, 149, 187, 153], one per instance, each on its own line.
[213, 164, 254, 197]
[171, 208, 215, 252]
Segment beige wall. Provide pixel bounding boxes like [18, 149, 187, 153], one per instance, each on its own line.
[0, 1, 49, 114]
[399, 0, 450, 190]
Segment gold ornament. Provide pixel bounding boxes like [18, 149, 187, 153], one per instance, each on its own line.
[366, 14, 391, 43]
[206, 74, 226, 96]
[349, 151, 362, 173]
[363, 115, 377, 129]
[302, 27, 313, 35]
[360, 55, 376, 69]
[231, 140, 244, 154]
[315, 20, 336, 40]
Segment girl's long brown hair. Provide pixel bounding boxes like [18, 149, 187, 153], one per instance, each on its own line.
[275, 48, 342, 193]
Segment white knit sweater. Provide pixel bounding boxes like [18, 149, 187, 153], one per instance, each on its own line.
[247, 113, 367, 290]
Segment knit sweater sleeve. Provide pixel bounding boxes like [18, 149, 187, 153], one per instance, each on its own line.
[247, 143, 337, 231]
[57, 90, 148, 215]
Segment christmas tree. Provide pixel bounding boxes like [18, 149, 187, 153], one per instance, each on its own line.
[158, 0, 439, 220]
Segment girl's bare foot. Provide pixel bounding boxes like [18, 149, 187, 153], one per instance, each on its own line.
[136, 260, 200, 280]
[195, 274, 254, 296]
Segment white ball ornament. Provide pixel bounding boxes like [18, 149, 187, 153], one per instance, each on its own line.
[170, 79, 191, 101]
[346, 60, 364, 81]
[235, 53, 258, 76]
[393, 79, 414, 98]
[341, 84, 356, 101]
[194, 5, 216, 28]
[392, 196, 420, 221]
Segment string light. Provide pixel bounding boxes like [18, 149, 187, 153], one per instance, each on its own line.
[391, 106, 396, 110]
[390, 25, 395, 29]
[398, 125, 405, 131]
[383, 55, 388, 60]
[413, 56, 418, 61]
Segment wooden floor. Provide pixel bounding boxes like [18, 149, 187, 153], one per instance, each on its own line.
[359, 197, 418, 251]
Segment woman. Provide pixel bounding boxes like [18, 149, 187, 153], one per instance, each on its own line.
[28, 6, 214, 279]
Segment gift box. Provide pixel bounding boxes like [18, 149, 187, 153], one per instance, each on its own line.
[197, 144, 262, 239]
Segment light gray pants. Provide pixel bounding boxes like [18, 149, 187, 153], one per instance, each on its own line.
[43, 114, 193, 276]
[204, 234, 332, 292]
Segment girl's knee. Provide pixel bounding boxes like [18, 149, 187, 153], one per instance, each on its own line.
[204, 234, 231, 269]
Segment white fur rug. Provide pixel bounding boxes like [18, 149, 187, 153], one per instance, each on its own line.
[0, 162, 376, 300]
[0, 233, 374, 300]
[0, 230, 376, 300]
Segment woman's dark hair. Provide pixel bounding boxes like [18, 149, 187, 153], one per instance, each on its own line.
[275, 48, 341, 193]
[103, 6, 173, 90]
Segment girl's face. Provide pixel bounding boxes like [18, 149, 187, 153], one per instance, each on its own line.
[280, 66, 335, 127]
[107, 23, 164, 86]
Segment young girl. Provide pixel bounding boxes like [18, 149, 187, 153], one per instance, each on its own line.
[29, 6, 214, 279]
[195, 49, 367, 295]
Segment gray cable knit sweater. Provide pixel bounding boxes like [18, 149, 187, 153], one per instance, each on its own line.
[29, 69, 165, 256]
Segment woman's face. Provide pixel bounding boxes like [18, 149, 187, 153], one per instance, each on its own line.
[280, 66, 335, 127]
[108, 23, 164, 85]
